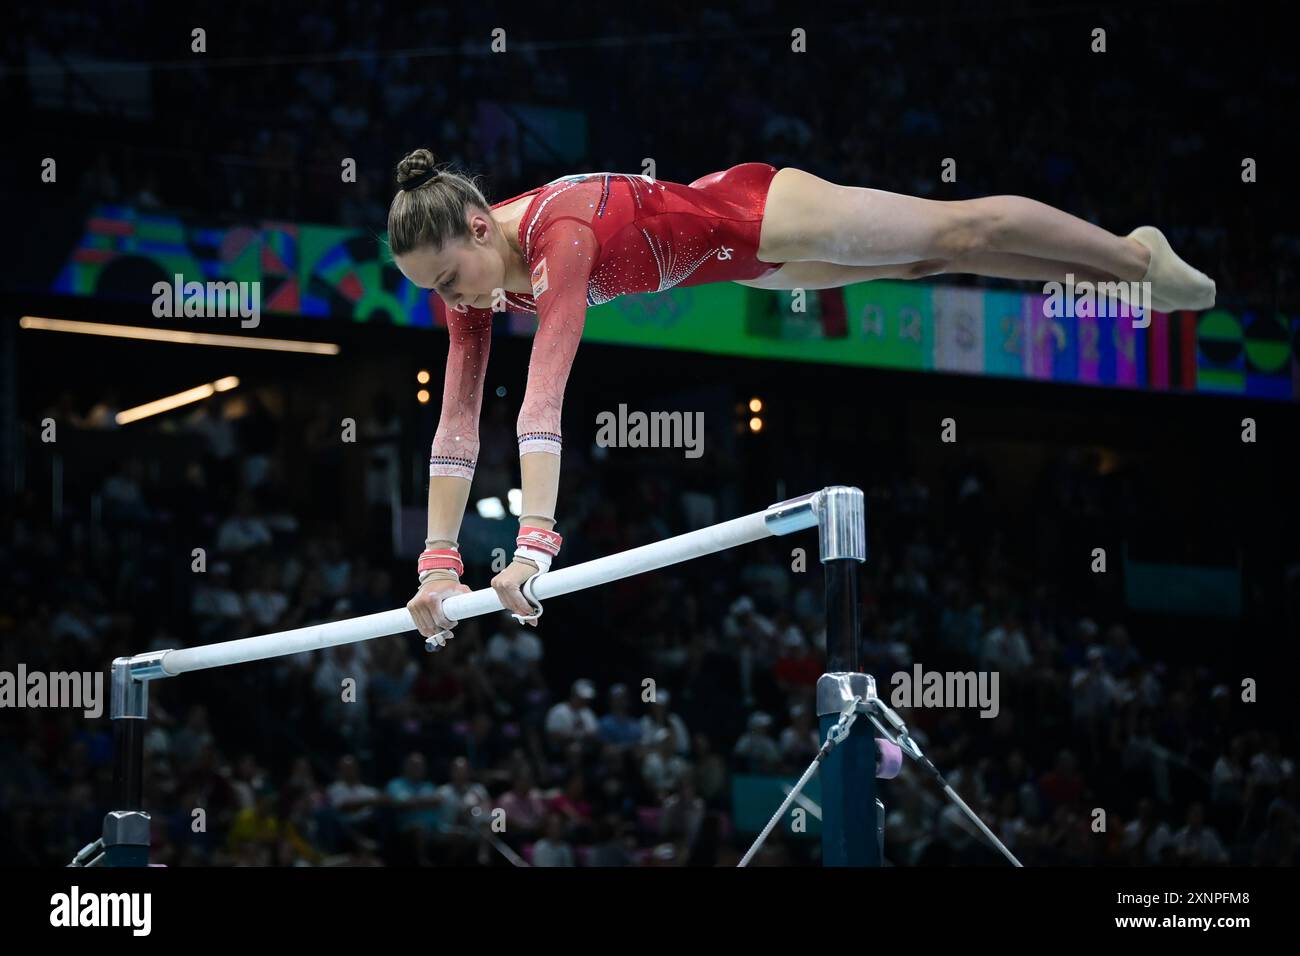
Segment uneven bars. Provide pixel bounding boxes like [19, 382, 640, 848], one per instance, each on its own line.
[124, 489, 828, 681]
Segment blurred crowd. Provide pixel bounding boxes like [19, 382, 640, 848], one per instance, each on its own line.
[5, 2, 1295, 307]
[2, 1, 1296, 867]
[1, 382, 1295, 867]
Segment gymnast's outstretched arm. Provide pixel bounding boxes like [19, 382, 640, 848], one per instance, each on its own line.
[406, 305, 493, 638]
[489, 217, 600, 621]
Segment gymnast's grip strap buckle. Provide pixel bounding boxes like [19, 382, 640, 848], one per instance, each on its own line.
[510, 573, 545, 624]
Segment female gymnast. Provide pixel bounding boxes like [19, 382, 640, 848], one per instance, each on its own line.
[388, 148, 1215, 643]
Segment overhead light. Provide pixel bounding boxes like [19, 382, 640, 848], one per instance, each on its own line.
[749, 416, 764, 433]
[507, 488, 522, 516]
[475, 497, 506, 520]
[749, 397, 763, 413]
[116, 376, 240, 425]
[417, 370, 430, 384]
[19, 316, 339, 355]
[416, 389, 430, 404]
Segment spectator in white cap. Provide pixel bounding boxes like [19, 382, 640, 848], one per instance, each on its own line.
[723, 595, 778, 650]
[545, 678, 599, 752]
[733, 711, 781, 772]
[779, 703, 820, 766]
[725, 595, 779, 707]
[597, 684, 641, 749]
[485, 623, 544, 690]
[641, 727, 690, 798]
[1070, 645, 1119, 726]
[638, 688, 691, 755]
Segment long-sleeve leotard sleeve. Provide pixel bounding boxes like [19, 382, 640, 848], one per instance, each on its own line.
[516, 216, 600, 458]
[428, 304, 493, 481]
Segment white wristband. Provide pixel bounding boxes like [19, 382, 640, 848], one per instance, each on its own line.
[514, 546, 553, 573]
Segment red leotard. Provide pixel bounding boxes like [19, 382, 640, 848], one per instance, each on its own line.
[428, 162, 784, 480]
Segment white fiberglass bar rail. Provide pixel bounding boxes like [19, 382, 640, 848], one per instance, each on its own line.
[126, 489, 827, 680]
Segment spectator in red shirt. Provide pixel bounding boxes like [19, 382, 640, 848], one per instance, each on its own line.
[412, 643, 466, 720]
[1038, 749, 1085, 811]
[497, 767, 547, 841]
[548, 773, 593, 841]
[774, 627, 823, 692]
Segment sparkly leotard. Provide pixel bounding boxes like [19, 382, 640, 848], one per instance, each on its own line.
[428, 162, 784, 480]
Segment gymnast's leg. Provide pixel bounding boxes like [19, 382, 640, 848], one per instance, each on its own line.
[757, 167, 1214, 308]
[737, 254, 1118, 291]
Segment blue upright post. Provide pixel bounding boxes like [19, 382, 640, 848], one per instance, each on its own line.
[815, 486, 876, 866]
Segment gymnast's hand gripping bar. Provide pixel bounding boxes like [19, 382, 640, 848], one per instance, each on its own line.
[119, 488, 837, 682]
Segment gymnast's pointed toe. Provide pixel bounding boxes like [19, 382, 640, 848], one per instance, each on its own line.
[1129, 225, 1217, 311]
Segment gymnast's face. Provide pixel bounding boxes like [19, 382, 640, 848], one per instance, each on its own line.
[396, 210, 507, 312]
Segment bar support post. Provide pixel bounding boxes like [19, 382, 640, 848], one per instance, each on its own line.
[815, 486, 878, 866]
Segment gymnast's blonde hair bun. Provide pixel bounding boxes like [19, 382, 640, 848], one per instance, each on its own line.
[395, 148, 440, 188]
